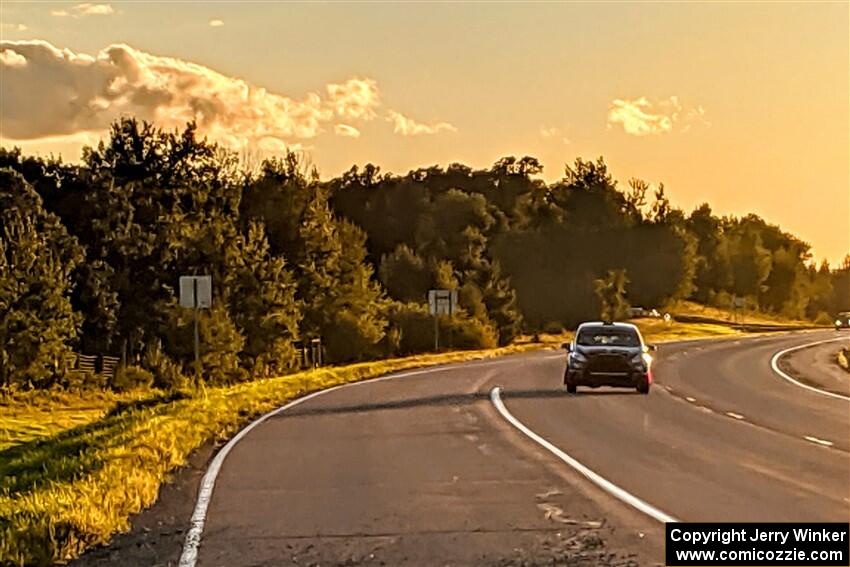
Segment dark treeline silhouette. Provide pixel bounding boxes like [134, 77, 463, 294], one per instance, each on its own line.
[1, 119, 847, 389]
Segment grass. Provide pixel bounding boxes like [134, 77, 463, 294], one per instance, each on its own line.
[0, 319, 796, 566]
[667, 300, 815, 327]
[838, 348, 850, 373]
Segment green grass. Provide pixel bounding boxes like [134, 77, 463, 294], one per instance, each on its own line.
[0, 320, 785, 566]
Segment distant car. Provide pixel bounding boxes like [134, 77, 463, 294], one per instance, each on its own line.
[836, 312, 850, 331]
[563, 321, 656, 394]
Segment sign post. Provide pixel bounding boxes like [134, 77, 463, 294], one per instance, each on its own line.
[180, 275, 212, 377]
[428, 289, 458, 352]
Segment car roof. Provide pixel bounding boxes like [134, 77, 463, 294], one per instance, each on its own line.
[577, 321, 639, 331]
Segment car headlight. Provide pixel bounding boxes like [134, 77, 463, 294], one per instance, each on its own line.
[837, 320, 843, 326]
[631, 353, 653, 368]
[569, 352, 587, 367]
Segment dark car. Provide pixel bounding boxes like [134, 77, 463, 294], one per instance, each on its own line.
[836, 311, 850, 331]
[563, 321, 656, 394]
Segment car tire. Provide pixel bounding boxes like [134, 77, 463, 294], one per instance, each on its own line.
[566, 383, 577, 394]
[637, 381, 650, 395]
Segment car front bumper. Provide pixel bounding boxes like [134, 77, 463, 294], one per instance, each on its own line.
[565, 368, 651, 387]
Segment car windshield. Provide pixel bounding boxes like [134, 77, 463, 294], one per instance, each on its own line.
[840, 312, 850, 318]
[576, 328, 640, 347]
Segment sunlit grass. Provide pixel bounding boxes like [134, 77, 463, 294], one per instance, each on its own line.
[838, 348, 850, 373]
[668, 300, 814, 326]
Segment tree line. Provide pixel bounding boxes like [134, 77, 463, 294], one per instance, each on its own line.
[1, 119, 847, 389]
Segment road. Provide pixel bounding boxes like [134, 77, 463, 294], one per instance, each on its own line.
[190, 331, 850, 566]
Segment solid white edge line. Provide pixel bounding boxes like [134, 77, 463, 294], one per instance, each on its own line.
[489, 386, 678, 524]
[803, 435, 834, 447]
[177, 358, 515, 567]
[769, 337, 850, 402]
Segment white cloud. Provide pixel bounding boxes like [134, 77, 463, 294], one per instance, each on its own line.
[607, 96, 709, 136]
[0, 48, 27, 68]
[0, 40, 450, 153]
[334, 124, 361, 138]
[0, 22, 28, 32]
[51, 3, 114, 17]
[539, 126, 570, 144]
[0, 40, 332, 148]
[326, 78, 380, 121]
[209, 19, 224, 27]
[387, 110, 456, 136]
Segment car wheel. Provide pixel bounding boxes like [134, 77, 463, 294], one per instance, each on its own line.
[637, 380, 650, 394]
[566, 383, 577, 394]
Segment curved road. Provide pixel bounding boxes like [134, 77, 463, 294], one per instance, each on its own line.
[191, 331, 850, 566]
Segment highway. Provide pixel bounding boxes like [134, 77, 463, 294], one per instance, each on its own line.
[186, 330, 850, 566]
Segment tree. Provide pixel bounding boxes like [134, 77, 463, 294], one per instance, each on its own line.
[594, 269, 630, 322]
[0, 171, 82, 387]
[297, 190, 387, 362]
[227, 221, 301, 375]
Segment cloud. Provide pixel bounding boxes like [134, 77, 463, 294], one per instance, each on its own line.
[0, 40, 336, 148]
[387, 110, 456, 136]
[52, 3, 114, 17]
[607, 96, 709, 136]
[0, 48, 27, 68]
[209, 19, 224, 27]
[1, 22, 28, 31]
[0, 40, 450, 152]
[539, 126, 570, 144]
[0, 40, 456, 151]
[326, 78, 380, 121]
[334, 124, 361, 138]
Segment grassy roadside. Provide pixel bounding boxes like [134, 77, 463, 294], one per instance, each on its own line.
[0, 319, 803, 566]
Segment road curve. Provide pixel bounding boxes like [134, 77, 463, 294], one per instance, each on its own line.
[190, 331, 850, 566]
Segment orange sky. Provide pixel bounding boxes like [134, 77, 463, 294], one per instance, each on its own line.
[1, 2, 848, 263]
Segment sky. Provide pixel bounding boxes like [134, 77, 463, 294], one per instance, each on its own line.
[1, 1, 848, 264]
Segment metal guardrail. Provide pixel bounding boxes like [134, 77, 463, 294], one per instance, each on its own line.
[66, 353, 121, 381]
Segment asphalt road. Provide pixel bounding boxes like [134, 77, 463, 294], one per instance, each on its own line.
[193, 331, 850, 566]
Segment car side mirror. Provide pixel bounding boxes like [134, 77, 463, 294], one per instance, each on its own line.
[561, 342, 572, 352]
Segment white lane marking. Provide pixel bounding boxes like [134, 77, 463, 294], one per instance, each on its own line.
[490, 387, 678, 524]
[685, 396, 696, 403]
[804, 435, 834, 447]
[178, 358, 515, 567]
[726, 412, 745, 420]
[769, 337, 850, 402]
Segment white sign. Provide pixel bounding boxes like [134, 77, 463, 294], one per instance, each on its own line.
[428, 289, 458, 316]
[180, 275, 212, 309]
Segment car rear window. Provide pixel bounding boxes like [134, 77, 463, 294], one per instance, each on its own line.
[576, 328, 640, 347]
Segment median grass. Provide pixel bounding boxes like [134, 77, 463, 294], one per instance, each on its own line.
[838, 348, 850, 373]
[0, 344, 541, 567]
[0, 319, 795, 566]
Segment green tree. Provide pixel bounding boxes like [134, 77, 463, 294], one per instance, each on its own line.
[297, 190, 387, 362]
[593, 269, 630, 322]
[0, 171, 82, 387]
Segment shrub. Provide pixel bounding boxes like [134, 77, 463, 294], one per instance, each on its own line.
[111, 365, 154, 392]
[386, 302, 497, 355]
